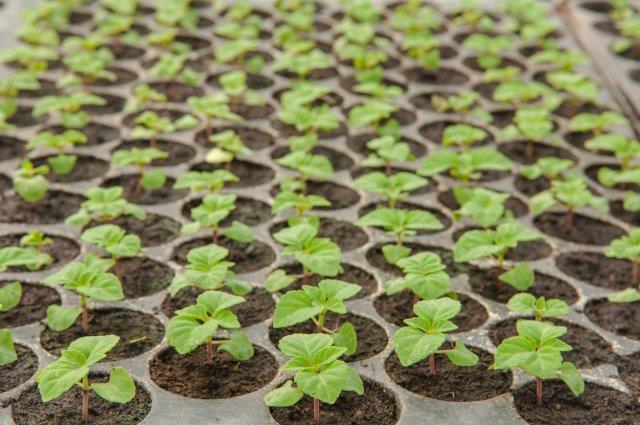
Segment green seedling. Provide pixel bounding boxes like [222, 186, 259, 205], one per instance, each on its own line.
[124, 84, 168, 113]
[80, 224, 142, 280]
[154, 0, 198, 31]
[0, 281, 22, 366]
[214, 39, 264, 73]
[463, 34, 513, 69]
[452, 0, 496, 30]
[547, 71, 599, 106]
[276, 135, 334, 185]
[205, 129, 249, 167]
[279, 102, 340, 135]
[60, 48, 115, 87]
[500, 107, 555, 158]
[33, 92, 106, 129]
[585, 134, 640, 171]
[273, 49, 333, 79]
[219, 70, 265, 107]
[418, 147, 512, 187]
[348, 99, 398, 133]
[604, 229, 640, 287]
[17, 230, 54, 271]
[0, 70, 40, 98]
[12, 160, 49, 204]
[390, 0, 441, 33]
[361, 135, 414, 175]
[182, 193, 253, 244]
[26, 129, 87, 175]
[569, 111, 628, 136]
[112, 147, 168, 193]
[507, 293, 569, 321]
[272, 190, 331, 227]
[174, 170, 239, 193]
[132, 110, 198, 148]
[442, 123, 488, 151]
[520, 157, 574, 182]
[65, 186, 146, 226]
[402, 30, 442, 71]
[384, 252, 452, 301]
[149, 53, 200, 86]
[530, 48, 588, 72]
[355, 171, 428, 208]
[431, 90, 492, 123]
[187, 94, 242, 140]
[0, 45, 59, 72]
[493, 80, 550, 106]
[454, 187, 511, 228]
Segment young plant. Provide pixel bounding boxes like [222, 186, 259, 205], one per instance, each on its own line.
[276, 135, 334, 187]
[520, 157, 574, 183]
[492, 80, 550, 107]
[492, 320, 584, 406]
[0, 45, 59, 72]
[402, 31, 442, 71]
[384, 252, 452, 301]
[173, 169, 239, 194]
[166, 290, 254, 363]
[0, 282, 22, 365]
[585, 134, 640, 171]
[0, 247, 49, 272]
[361, 135, 414, 175]
[530, 48, 588, 72]
[279, 102, 339, 136]
[431, 90, 492, 123]
[442, 123, 488, 151]
[569, 111, 628, 136]
[80, 224, 142, 280]
[219, 70, 265, 107]
[60, 48, 116, 87]
[36, 335, 135, 422]
[547, 71, 599, 107]
[604, 229, 640, 287]
[12, 160, 49, 204]
[530, 175, 609, 232]
[26, 129, 87, 175]
[148, 53, 200, 87]
[354, 171, 428, 208]
[507, 293, 569, 321]
[182, 193, 253, 244]
[205, 129, 249, 168]
[264, 333, 363, 421]
[17, 230, 54, 271]
[357, 207, 444, 264]
[43, 256, 124, 332]
[214, 39, 264, 73]
[168, 244, 250, 297]
[33, 92, 106, 129]
[611, 16, 640, 57]
[418, 147, 512, 187]
[462, 34, 514, 69]
[112, 147, 169, 193]
[187, 94, 242, 140]
[272, 279, 361, 355]
[393, 297, 479, 374]
[272, 49, 333, 80]
[132, 110, 198, 148]
[272, 190, 330, 228]
[124, 84, 168, 113]
[454, 187, 511, 228]
[500, 107, 555, 158]
[348, 99, 398, 134]
[65, 186, 146, 226]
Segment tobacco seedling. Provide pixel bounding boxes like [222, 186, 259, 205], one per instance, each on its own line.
[604, 229, 640, 287]
[273, 279, 361, 355]
[112, 147, 168, 192]
[205, 129, 249, 167]
[493, 80, 550, 107]
[0, 45, 59, 72]
[279, 102, 339, 135]
[463, 34, 514, 69]
[12, 160, 49, 204]
[452, 0, 496, 30]
[43, 255, 124, 332]
[0, 70, 40, 99]
[492, 320, 584, 406]
[187, 94, 242, 140]
[149, 53, 200, 86]
[36, 335, 135, 422]
[431, 90, 492, 123]
[418, 147, 512, 186]
[442, 123, 488, 151]
[80, 224, 142, 280]
[60, 48, 115, 87]
[454, 187, 511, 228]
[390, 1, 441, 33]
[530, 48, 588, 72]
[272, 190, 330, 228]
[154, 0, 198, 32]
[507, 293, 569, 321]
[355, 171, 428, 208]
[219, 70, 265, 107]
[547, 71, 599, 106]
[393, 297, 479, 374]
[585, 134, 640, 171]
[132, 110, 198, 148]
[174, 170, 239, 194]
[124, 84, 168, 113]
[167, 290, 254, 363]
[385, 252, 452, 301]
[520, 157, 574, 182]
[146, 28, 192, 54]
[0, 282, 22, 366]
[276, 135, 334, 185]
[357, 207, 444, 264]
[569, 111, 628, 136]
[499, 107, 555, 158]
[348, 99, 398, 134]
[402, 31, 442, 71]
[65, 186, 146, 226]
[611, 16, 640, 56]
[361, 135, 414, 174]
[33, 92, 106, 129]
[168, 244, 250, 297]
[182, 193, 253, 244]
[264, 333, 363, 421]
[27, 129, 87, 175]
[17, 230, 54, 271]
[214, 39, 264, 73]
[273, 49, 333, 80]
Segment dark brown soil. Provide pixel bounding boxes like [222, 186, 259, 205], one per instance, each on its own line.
[467, 266, 579, 305]
[90, 213, 181, 247]
[270, 378, 399, 425]
[161, 286, 275, 326]
[277, 263, 378, 298]
[385, 346, 512, 401]
[83, 92, 126, 115]
[463, 56, 525, 72]
[474, 82, 498, 101]
[149, 344, 278, 398]
[6, 106, 44, 127]
[533, 212, 625, 246]
[616, 351, 640, 398]
[347, 132, 427, 158]
[172, 236, 276, 273]
[116, 256, 173, 299]
[271, 145, 354, 171]
[272, 87, 343, 107]
[276, 67, 338, 80]
[230, 101, 276, 120]
[505, 239, 554, 261]
[498, 141, 577, 166]
[375, 291, 488, 331]
[10, 374, 152, 425]
[610, 199, 640, 226]
[0, 136, 26, 160]
[358, 201, 452, 235]
[195, 125, 275, 150]
[207, 72, 274, 90]
[115, 139, 196, 166]
[565, 130, 613, 155]
[44, 122, 120, 146]
[0, 281, 60, 327]
[553, 100, 606, 119]
[103, 174, 188, 205]
[147, 80, 205, 103]
[489, 318, 614, 369]
[581, 1, 613, 13]
[40, 308, 164, 361]
[18, 78, 59, 98]
[183, 196, 272, 227]
[0, 233, 79, 272]
[437, 188, 528, 217]
[270, 217, 368, 252]
[403, 66, 469, 85]
[585, 298, 640, 339]
[556, 251, 632, 290]
[107, 42, 145, 60]
[269, 312, 388, 362]
[367, 243, 468, 277]
[191, 160, 275, 188]
[489, 108, 515, 128]
[409, 90, 460, 112]
[419, 120, 493, 146]
[0, 344, 37, 393]
[514, 175, 551, 197]
[0, 191, 84, 224]
[270, 181, 360, 210]
[512, 380, 640, 425]
[32, 155, 109, 183]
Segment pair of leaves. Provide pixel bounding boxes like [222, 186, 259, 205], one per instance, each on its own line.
[385, 252, 451, 300]
[81, 224, 142, 259]
[273, 224, 342, 277]
[454, 222, 541, 263]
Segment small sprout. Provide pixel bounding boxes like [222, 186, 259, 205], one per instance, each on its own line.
[206, 129, 249, 166]
[264, 333, 363, 421]
[402, 31, 442, 71]
[215, 39, 264, 73]
[0, 281, 22, 313]
[499, 107, 554, 158]
[272, 190, 330, 224]
[219, 70, 265, 106]
[132, 110, 196, 148]
[454, 221, 541, 266]
[521, 157, 574, 181]
[442, 123, 488, 151]
[17, 230, 54, 271]
[44, 256, 124, 332]
[361, 135, 414, 174]
[498, 262, 535, 291]
[492, 320, 584, 406]
[348, 99, 398, 133]
[0, 328, 17, 366]
[167, 290, 254, 363]
[385, 252, 452, 301]
[393, 297, 479, 374]
[585, 134, 640, 171]
[273, 49, 333, 79]
[530, 175, 609, 232]
[60, 48, 115, 87]
[604, 229, 640, 286]
[452, 0, 496, 30]
[547, 71, 599, 106]
[33, 92, 106, 129]
[65, 186, 146, 226]
[611, 16, 640, 55]
[569, 112, 628, 136]
[112, 147, 168, 192]
[454, 187, 511, 228]
[169, 244, 250, 297]
[390, 1, 441, 33]
[483, 66, 522, 84]
[530, 48, 588, 72]
[279, 102, 339, 135]
[355, 171, 428, 208]
[154, 0, 198, 32]
[187, 94, 242, 139]
[357, 207, 443, 264]
[463, 34, 514, 69]
[623, 191, 640, 213]
[27, 130, 87, 175]
[597, 165, 640, 189]
[493, 80, 550, 106]
[81, 224, 142, 280]
[431, 90, 492, 123]
[183, 193, 253, 244]
[273, 279, 361, 355]
[0, 70, 40, 98]
[36, 335, 135, 422]
[124, 84, 168, 113]
[418, 147, 512, 186]
[12, 160, 49, 204]
[276, 135, 334, 183]
[0, 45, 59, 72]
[147, 28, 191, 54]
[174, 170, 239, 193]
[149, 53, 200, 86]
[507, 293, 569, 321]
[608, 287, 640, 303]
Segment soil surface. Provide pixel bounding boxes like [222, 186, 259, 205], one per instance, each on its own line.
[533, 212, 625, 246]
[0, 233, 79, 272]
[270, 217, 368, 252]
[270, 181, 360, 210]
[0, 281, 60, 327]
[32, 155, 109, 183]
[116, 256, 173, 298]
[616, 351, 640, 398]
[0, 191, 84, 224]
[149, 344, 278, 398]
[584, 298, 640, 340]
[0, 344, 37, 393]
[89, 213, 181, 247]
[191, 159, 275, 188]
[103, 174, 188, 205]
[498, 141, 576, 165]
[555, 251, 632, 290]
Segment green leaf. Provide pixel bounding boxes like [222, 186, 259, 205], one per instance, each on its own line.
[394, 327, 446, 366]
[141, 169, 166, 190]
[413, 297, 461, 322]
[37, 358, 89, 402]
[167, 312, 220, 354]
[265, 269, 297, 293]
[265, 380, 304, 407]
[295, 360, 362, 404]
[222, 220, 253, 243]
[445, 340, 479, 367]
[0, 281, 22, 312]
[68, 335, 120, 366]
[278, 333, 334, 358]
[90, 367, 136, 403]
[77, 272, 124, 301]
[273, 290, 323, 328]
[331, 322, 358, 357]
[317, 279, 361, 301]
[499, 264, 534, 291]
[560, 361, 585, 396]
[0, 329, 17, 366]
[218, 331, 254, 360]
[453, 230, 502, 263]
[608, 288, 640, 303]
[382, 244, 412, 264]
[46, 305, 82, 331]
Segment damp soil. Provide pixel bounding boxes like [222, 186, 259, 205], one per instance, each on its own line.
[610, 199, 640, 226]
[183, 195, 272, 227]
[385, 346, 512, 401]
[467, 266, 579, 305]
[366, 243, 468, 277]
[115, 256, 173, 299]
[555, 251, 633, 290]
[230, 101, 276, 120]
[115, 139, 196, 166]
[103, 174, 188, 205]
[172, 236, 276, 273]
[512, 380, 640, 425]
[44, 122, 120, 146]
[0, 281, 60, 328]
[39, 308, 164, 361]
[0, 191, 84, 224]
[419, 120, 492, 146]
[616, 351, 640, 398]
[268, 312, 388, 362]
[10, 374, 152, 425]
[270, 379, 399, 425]
[0, 344, 37, 393]
[270, 217, 368, 252]
[32, 155, 109, 183]
[403, 66, 469, 85]
[89, 213, 181, 247]
[375, 291, 488, 331]
[514, 175, 551, 197]
[277, 263, 378, 298]
[147, 80, 205, 102]
[191, 159, 275, 188]
[498, 141, 577, 165]
[533, 212, 625, 246]
[0, 233, 79, 272]
[161, 286, 275, 326]
[585, 163, 640, 192]
[584, 298, 640, 340]
[149, 344, 278, 399]
[0, 136, 26, 160]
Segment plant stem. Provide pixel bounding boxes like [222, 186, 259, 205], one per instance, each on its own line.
[80, 295, 89, 333]
[632, 260, 639, 285]
[82, 375, 90, 422]
[113, 257, 121, 281]
[525, 140, 534, 159]
[535, 377, 542, 407]
[206, 120, 212, 140]
[206, 338, 213, 364]
[429, 353, 436, 375]
[313, 398, 320, 421]
[564, 208, 574, 233]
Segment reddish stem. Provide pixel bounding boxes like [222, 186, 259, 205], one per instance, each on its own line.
[535, 377, 542, 407]
[82, 388, 89, 422]
[212, 229, 219, 244]
[564, 208, 574, 233]
[206, 339, 213, 364]
[313, 398, 320, 421]
[206, 121, 213, 140]
[429, 353, 436, 375]
[150, 136, 156, 149]
[525, 140, 534, 159]
[113, 259, 121, 281]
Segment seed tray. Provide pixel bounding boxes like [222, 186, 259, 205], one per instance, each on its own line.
[0, 0, 639, 424]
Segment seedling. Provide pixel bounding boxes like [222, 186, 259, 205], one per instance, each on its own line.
[402, 30, 442, 71]
[384, 252, 452, 301]
[585, 134, 640, 171]
[174, 170, 239, 194]
[80, 224, 142, 280]
[530, 48, 588, 72]
[272, 190, 330, 227]
[493, 80, 550, 107]
[154, 0, 198, 32]
[272, 279, 361, 355]
[418, 147, 512, 186]
[219, 70, 265, 107]
[112, 147, 168, 193]
[205, 129, 249, 168]
[276, 135, 334, 186]
[0, 247, 49, 272]
[33, 92, 106, 129]
[132, 110, 198, 148]
[507, 293, 569, 321]
[547, 71, 599, 107]
[12, 160, 49, 204]
[0, 45, 59, 72]
[169, 244, 250, 297]
[530, 175, 609, 232]
[182, 193, 253, 244]
[149, 53, 200, 87]
[357, 207, 444, 264]
[60, 48, 115, 87]
[214, 39, 264, 73]
[264, 333, 363, 421]
[604, 229, 640, 286]
[273, 49, 333, 80]
[43, 256, 124, 332]
[569, 111, 628, 136]
[463, 34, 514, 69]
[354, 171, 428, 208]
[431, 90, 492, 123]
[279, 102, 339, 135]
[0, 282, 21, 365]
[611, 16, 640, 56]
[187, 94, 242, 140]
[492, 320, 584, 406]
[361, 135, 414, 175]
[520, 157, 574, 182]
[147, 28, 192, 54]
[26, 129, 87, 175]
[0, 70, 40, 98]
[452, 0, 496, 30]
[348, 99, 398, 134]
[390, 1, 441, 33]
[36, 335, 135, 422]
[499, 107, 555, 158]
[442, 123, 488, 151]
[393, 297, 479, 374]
[65, 186, 146, 226]
[454, 187, 511, 228]
[17, 230, 54, 271]
[167, 290, 254, 363]
[124, 84, 168, 113]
